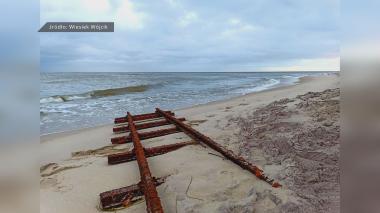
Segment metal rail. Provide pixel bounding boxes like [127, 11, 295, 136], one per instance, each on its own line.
[101, 109, 281, 212]
[113, 118, 186, 133]
[114, 111, 174, 124]
[156, 108, 281, 188]
[111, 127, 181, 144]
[108, 140, 197, 165]
[126, 112, 164, 213]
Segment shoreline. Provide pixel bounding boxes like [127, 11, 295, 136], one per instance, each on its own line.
[40, 75, 339, 164]
[40, 74, 339, 213]
[40, 75, 320, 139]
[40, 75, 339, 156]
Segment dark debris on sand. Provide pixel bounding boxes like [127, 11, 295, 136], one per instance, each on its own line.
[228, 88, 340, 213]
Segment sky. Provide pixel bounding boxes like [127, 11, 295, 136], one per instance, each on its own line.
[40, 0, 340, 72]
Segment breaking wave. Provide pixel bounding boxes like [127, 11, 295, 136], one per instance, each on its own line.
[40, 85, 149, 104]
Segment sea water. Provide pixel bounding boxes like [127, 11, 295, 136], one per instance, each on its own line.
[40, 72, 330, 134]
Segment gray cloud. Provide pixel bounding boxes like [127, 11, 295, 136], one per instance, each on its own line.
[40, 0, 339, 72]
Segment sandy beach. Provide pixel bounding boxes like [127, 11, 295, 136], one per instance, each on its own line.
[40, 75, 340, 213]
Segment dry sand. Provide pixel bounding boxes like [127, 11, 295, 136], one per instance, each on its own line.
[40, 74, 340, 213]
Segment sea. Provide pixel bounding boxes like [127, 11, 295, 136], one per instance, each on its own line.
[40, 72, 332, 135]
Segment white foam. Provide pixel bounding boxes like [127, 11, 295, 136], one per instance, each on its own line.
[40, 96, 64, 104]
[40, 94, 89, 104]
[241, 78, 281, 94]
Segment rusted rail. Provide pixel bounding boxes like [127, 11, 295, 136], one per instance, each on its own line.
[111, 127, 181, 144]
[108, 140, 197, 165]
[113, 118, 186, 133]
[101, 108, 281, 212]
[125, 112, 164, 213]
[156, 108, 281, 188]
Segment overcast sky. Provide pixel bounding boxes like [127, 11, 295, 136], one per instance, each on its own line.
[40, 0, 340, 72]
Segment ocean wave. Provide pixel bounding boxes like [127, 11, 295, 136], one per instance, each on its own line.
[254, 78, 281, 91]
[239, 78, 281, 94]
[40, 85, 149, 104]
[89, 85, 149, 97]
[40, 95, 89, 103]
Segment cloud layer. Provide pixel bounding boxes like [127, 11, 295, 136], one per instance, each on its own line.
[40, 0, 339, 72]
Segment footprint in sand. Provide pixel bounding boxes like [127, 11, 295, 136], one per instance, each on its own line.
[71, 144, 130, 158]
[224, 106, 234, 112]
[40, 163, 82, 177]
[40, 162, 91, 193]
[40, 177, 58, 189]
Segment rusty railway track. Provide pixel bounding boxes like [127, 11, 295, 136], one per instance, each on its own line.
[100, 108, 281, 212]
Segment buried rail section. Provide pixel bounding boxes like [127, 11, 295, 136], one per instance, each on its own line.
[100, 109, 281, 212]
[155, 108, 281, 188]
